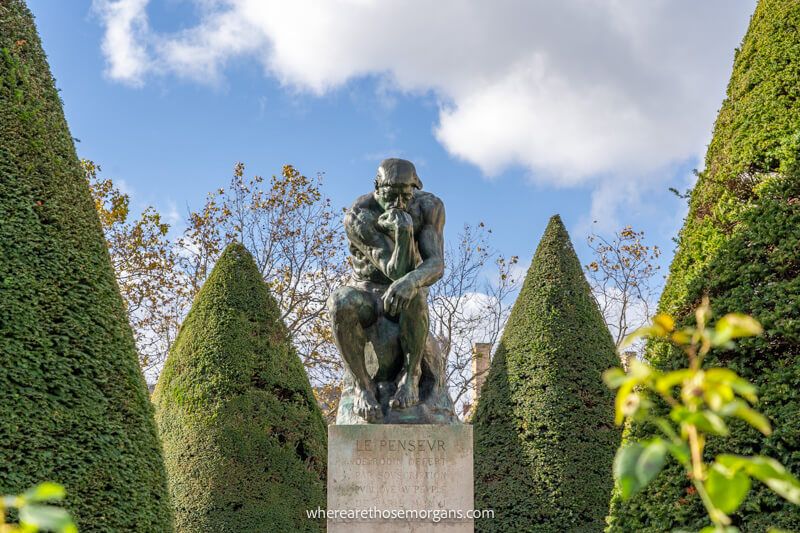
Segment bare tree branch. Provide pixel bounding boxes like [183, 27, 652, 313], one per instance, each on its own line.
[585, 225, 661, 368]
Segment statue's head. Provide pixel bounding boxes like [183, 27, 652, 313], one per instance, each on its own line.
[374, 158, 422, 211]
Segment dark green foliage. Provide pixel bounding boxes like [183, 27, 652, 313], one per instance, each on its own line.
[474, 216, 620, 532]
[607, 1, 800, 530]
[153, 243, 327, 532]
[0, 1, 172, 530]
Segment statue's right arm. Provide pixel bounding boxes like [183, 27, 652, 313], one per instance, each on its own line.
[345, 208, 396, 278]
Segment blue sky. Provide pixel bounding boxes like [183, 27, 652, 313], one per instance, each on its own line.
[28, 0, 756, 288]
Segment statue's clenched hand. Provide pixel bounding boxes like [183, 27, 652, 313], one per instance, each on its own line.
[383, 276, 418, 316]
[377, 208, 413, 234]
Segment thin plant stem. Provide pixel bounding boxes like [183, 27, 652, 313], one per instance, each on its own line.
[687, 424, 704, 480]
[691, 477, 729, 529]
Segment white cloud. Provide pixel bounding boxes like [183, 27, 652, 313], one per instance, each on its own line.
[165, 200, 180, 226]
[94, 0, 151, 85]
[114, 177, 134, 197]
[93, 0, 756, 217]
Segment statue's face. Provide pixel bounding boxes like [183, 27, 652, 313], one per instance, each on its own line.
[375, 182, 415, 211]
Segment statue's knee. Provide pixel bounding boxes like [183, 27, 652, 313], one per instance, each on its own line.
[328, 287, 369, 325]
[328, 288, 352, 317]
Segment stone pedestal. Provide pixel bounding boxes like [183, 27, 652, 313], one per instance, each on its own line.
[327, 424, 473, 532]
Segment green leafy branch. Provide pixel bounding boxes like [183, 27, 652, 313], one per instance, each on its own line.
[1, 483, 76, 533]
[604, 298, 800, 533]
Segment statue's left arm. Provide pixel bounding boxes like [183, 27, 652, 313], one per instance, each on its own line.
[382, 196, 445, 315]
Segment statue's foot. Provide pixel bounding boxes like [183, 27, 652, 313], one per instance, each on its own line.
[354, 387, 382, 423]
[390, 371, 420, 409]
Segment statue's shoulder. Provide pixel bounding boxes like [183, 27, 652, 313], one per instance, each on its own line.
[351, 192, 376, 209]
[348, 193, 379, 214]
[413, 191, 444, 227]
[414, 190, 444, 211]
[345, 193, 379, 230]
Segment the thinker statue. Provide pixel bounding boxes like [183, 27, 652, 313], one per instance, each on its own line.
[328, 158, 457, 424]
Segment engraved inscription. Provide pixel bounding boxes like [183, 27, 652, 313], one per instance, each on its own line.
[328, 425, 474, 532]
[356, 439, 446, 452]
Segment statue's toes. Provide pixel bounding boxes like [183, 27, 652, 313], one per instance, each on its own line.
[391, 395, 408, 408]
[366, 405, 382, 422]
[390, 391, 417, 409]
[356, 405, 367, 420]
[403, 394, 419, 408]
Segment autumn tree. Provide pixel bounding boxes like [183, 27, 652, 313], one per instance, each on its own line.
[83, 161, 347, 384]
[585, 225, 661, 366]
[178, 163, 348, 384]
[429, 223, 520, 416]
[83, 159, 185, 375]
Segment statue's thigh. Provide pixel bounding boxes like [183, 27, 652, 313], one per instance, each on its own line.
[402, 288, 429, 320]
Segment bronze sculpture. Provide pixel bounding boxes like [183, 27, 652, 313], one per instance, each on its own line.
[328, 158, 457, 424]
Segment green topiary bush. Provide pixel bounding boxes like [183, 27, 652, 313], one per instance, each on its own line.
[607, 0, 800, 530]
[153, 242, 327, 532]
[0, 1, 172, 530]
[474, 215, 620, 532]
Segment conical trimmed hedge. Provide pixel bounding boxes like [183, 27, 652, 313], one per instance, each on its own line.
[607, 1, 800, 530]
[153, 243, 327, 532]
[0, 1, 172, 530]
[474, 215, 620, 532]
